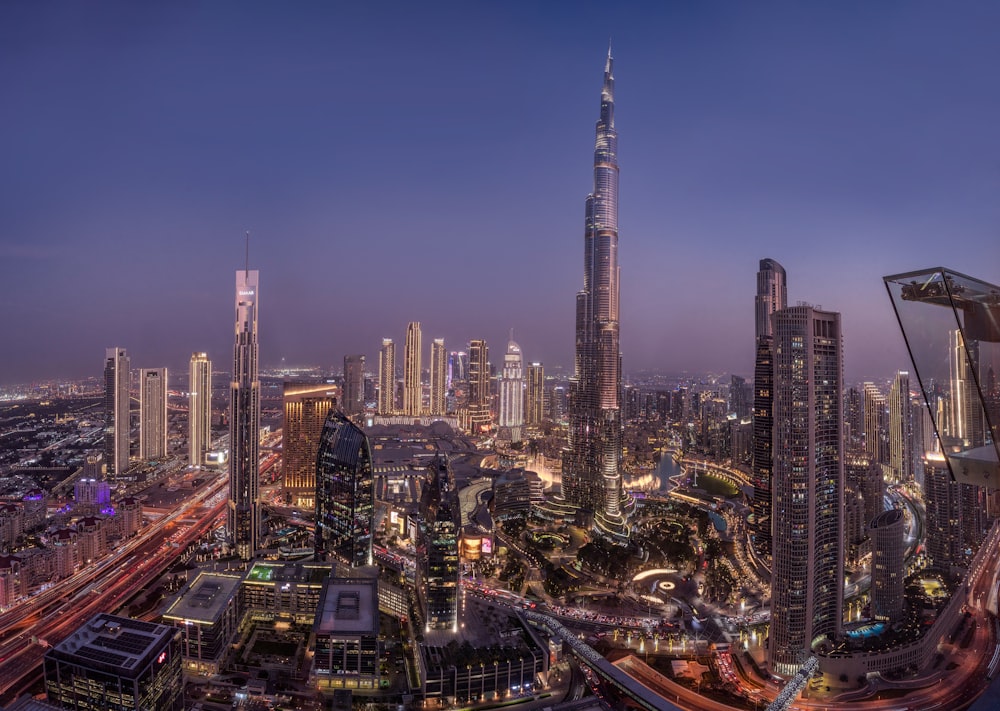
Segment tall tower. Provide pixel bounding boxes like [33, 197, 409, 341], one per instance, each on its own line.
[103, 347, 131, 479]
[343, 355, 366, 416]
[498, 336, 525, 441]
[139, 368, 168, 461]
[229, 268, 260, 561]
[467, 339, 491, 432]
[864, 383, 888, 467]
[768, 306, 844, 677]
[283, 382, 338, 509]
[188, 352, 212, 468]
[563, 48, 627, 537]
[526, 362, 545, 425]
[378, 339, 396, 415]
[750, 258, 786, 561]
[403, 322, 422, 416]
[429, 338, 447, 416]
[315, 411, 374, 568]
[870, 508, 906, 624]
[888, 371, 914, 485]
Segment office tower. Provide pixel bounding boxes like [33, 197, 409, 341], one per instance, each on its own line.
[730, 375, 751, 419]
[189, 352, 212, 467]
[44, 613, 183, 710]
[343, 355, 365, 416]
[283, 382, 338, 508]
[888, 371, 915, 485]
[139, 368, 168, 460]
[429, 338, 446, 415]
[103, 347, 131, 478]
[844, 454, 884, 533]
[417, 456, 459, 632]
[468, 339, 491, 432]
[498, 336, 524, 441]
[845, 387, 863, 448]
[864, 382, 888, 467]
[768, 306, 844, 677]
[403, 321, 422, 416]
[229, 268, 260, 561]
[447, 350, 468, 389]
[526, 362, 545, 425]
[563, 48, 627, 537]
[949, 329, 987, 448]
[870, 508, 905, 624]
[315, 411, 374, 568]
[924, 453, 962, 566]
[378, 339, 396, 415]
[750, 258, 787, 560]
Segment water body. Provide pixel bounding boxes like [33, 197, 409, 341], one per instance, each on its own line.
[655, 451, 681, 492]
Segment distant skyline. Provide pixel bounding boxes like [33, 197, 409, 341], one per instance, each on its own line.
[3, 2, 999, 386]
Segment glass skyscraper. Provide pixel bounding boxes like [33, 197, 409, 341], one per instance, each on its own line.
[315, 411, 374, 569]
[229, 268, 260, 561]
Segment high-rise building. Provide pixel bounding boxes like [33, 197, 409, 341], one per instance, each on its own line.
[870, 508, 906, 624]
[923, 452, 963, 567]
[417, 456, 459, 632]
[768, 306, 843, 677]
[403, 321, 422, 416]
[343, 355, 366, 416]
[283, 382, 338, 508]
[315, 411, 374, 568]
[864, 382, 888, 468]
[467, 339, 491, 432]
[949, 329, 987, 448]
[44, 613, 183, 710]
[498, 337, 524, 441]
[525, 362, 545, 425]
[189, 352, 212, 468]
[103, 347, 131, 479]
[229, 268, 260, 561]
[378, 339, 396, 415]
[750, 258, 787, 560]
[447, 350, 468, 389]
[429, 338, 446, 416]
[139, 368, 168, 461]
[730, 375, 751, 419]
[845, 386, 864, 448]
[887, 371, 914, 485]
[563, 49, 628, 538]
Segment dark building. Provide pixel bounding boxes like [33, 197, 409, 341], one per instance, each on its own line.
[44, 614, 182, 711]
[417, 455, 459, 632]
[315, 411, 374, 569]
[343, 355, 366, 416]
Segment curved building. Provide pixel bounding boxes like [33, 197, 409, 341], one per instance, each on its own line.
[315, 412, 374, 569]
[870, 508, 905, 624]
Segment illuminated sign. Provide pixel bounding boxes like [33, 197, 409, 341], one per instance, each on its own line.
[157, 651, 167, 664]
[238, 290, 255, 297]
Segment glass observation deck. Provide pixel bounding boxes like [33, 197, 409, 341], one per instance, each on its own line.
[884, 268, 1000, 488]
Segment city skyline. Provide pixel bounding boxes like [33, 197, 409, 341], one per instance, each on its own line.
[3, 3, 1000, 386]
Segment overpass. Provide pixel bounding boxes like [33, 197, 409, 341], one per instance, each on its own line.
[522, 609, 685, 711]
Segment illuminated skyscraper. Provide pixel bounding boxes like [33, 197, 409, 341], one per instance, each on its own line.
[343, 355, 365, 416]
[525, 362, 545, 425]
[768, 306, 844, 677]
[417, 455, 459, 632]
[283, 382, 337, 508]
[139, 368, 168, 461]
[189, 352, 212, 467]
[750, 258, 786, 560]
[498, 337, 524, 441]
[378, 339, 396, 415]
[870, 508, 905, 624]
[864, 382, 888, 469]
[315, 411, 374, 568]
[229, 268, 260, 561]
[103, 347, 131, 479]
[888, 371, 914, 485]
[468, 339, 491, 432]
[403, 321, 422, 416]
[563, 48, 628, 537]
[429, 338, 446, 416]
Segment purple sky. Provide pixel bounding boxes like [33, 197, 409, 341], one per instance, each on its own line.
[2, 2, 999, 386]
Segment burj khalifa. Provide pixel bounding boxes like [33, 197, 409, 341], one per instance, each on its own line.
[563, 48, 630, 539]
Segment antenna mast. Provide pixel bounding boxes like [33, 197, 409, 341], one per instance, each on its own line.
[245, 231, 250, 277]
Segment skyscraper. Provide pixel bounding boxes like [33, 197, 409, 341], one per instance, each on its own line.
[429, 338, 446, 416]
[870, 508, 905, 624]
[563, 48, 627, 538]
[403, 321, 422, 416]
[864, 382, 888, 469]
[888, 371, 914, 485]
[417, 455, 459, 632]
[189, 352, 212, 468]
[378, 338, 396, 415]
[467, 339, 491, 432]
[525, 362, 545, 425]
[343, 355, 365, 416]
[750, 258, 786, 561]
[229, 268, 260, 561]
[139, 367, 168, 461]
[498, 337, 524, 441]
[768, 305, 844, 677]
[103, 347, 131, 479]
[283, 382, 338, 508]
[315, 411, 374, 569]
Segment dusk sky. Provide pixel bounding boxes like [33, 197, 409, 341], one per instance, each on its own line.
[2, 2, 999, 387]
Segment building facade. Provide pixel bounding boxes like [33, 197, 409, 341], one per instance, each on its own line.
[188, 352, 212, 467]
[229, 268, 260, 561]
[378, 338, 396, 415]
[870, 508, 905, 624]
[343, 355, 366, 416]
[768, 306, 844, 677]
[404, 321, 422, 417]
[525, 362, 545, 425]
[429, 338, 447, 416]
[887, 371, 915, 485]
[467, 339, 491, 432]
[283, 382, 338, 508]
[139, 367, 168, 461]
[103, 347, 131, 479]
[417, 456, 459, 632]
[498, 338, 524, 441]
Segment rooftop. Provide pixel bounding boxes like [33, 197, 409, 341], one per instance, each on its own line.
[47, 613, 176, 678]
[314, 577, 379, 637]
[162, 572, 242, 625]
